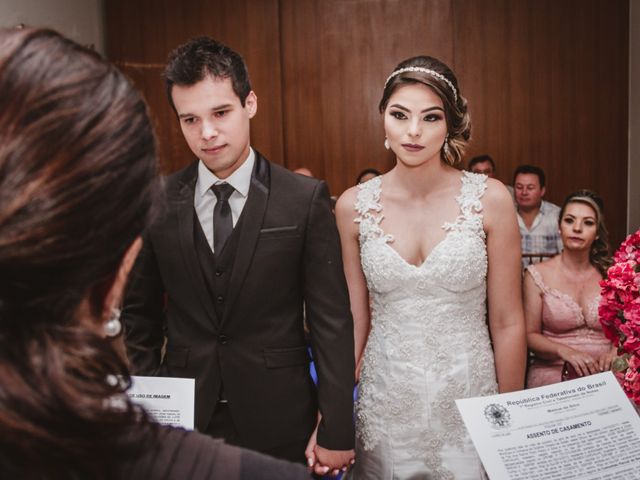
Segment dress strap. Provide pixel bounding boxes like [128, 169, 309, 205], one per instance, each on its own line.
[444, 171, 487, 236]
[525, 264, 548, 293]
[458, 171, 488, 218]
[354, 176, 390, 242]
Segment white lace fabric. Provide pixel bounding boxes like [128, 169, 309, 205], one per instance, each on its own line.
[352, 172, 498, 479]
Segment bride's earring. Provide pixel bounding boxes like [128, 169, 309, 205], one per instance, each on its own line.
[104, 307, 122, 337]
[443, 135, 450, 156]
[384, 138, 390, 150]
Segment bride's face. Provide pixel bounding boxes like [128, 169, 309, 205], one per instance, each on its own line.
[383, 83, 448, 168]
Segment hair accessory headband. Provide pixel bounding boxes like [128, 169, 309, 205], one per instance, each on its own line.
[569, 195, 602, 222]
[385, 66, 458, 102]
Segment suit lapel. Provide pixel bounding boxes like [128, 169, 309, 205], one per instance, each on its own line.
[173, 162, 220, 327]
[222, 153, 270, 325]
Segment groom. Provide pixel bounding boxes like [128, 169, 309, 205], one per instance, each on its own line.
[122, 37, 355, 471]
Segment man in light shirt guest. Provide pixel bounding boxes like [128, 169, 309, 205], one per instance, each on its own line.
[513, 164, 562, 266]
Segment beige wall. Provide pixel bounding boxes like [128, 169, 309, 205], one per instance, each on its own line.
[0, 0, 104, 53]
[629, 0, 640, 234]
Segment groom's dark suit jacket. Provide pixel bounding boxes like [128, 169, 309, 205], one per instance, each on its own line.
[123, 152, 355, 455]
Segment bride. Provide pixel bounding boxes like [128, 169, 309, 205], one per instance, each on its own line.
[336, 56, 527, 479]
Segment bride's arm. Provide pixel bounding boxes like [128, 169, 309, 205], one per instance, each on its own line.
[335, 188, 371, 381]
[483, 180, 527, 392]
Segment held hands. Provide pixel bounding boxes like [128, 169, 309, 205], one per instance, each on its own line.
[315, 446, 355, 476]
[305, 413, 355, 476]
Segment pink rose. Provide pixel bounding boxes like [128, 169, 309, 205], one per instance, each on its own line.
[624, 355, 640, 405]
[615, 232, 640, 264]
[608, 263, 637, 290]
[601, 229, 640, 404]
[624, 299, 640, 324]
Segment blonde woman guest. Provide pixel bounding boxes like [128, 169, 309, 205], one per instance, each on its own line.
[525, 190, 615, 388]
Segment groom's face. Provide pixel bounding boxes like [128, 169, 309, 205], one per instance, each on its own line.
[172, 75, 257, 179]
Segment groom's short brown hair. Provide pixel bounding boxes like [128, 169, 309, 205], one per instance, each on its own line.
[164, 36, 252, 111]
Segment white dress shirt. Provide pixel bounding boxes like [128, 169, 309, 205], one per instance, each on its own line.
[194, 148, 255, 253]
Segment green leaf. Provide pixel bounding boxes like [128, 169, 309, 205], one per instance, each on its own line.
[612, 356, 629, 372]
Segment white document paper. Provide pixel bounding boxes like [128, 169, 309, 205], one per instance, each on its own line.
[128, 375, 195, 430]
[456, 372, 640, 480]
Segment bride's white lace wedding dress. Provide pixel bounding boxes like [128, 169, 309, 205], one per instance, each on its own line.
[350, 172, 497, 479]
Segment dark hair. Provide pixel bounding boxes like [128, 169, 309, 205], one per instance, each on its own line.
[379, 56, 471, 165]
[513, 164, 546, 188]
[468, 154, 495, 172]
[0, 28, 162, 478]
[164, 36, 252, 111]
[355, 168, 382, 185]
[559, 190, 612, 277]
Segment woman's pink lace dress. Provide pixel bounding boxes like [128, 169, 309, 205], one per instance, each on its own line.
[526, 264, 612, 388]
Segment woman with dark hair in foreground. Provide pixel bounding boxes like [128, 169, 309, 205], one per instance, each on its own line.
[0, 27, 308, 480]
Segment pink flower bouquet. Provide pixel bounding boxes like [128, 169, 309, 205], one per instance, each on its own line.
[599, 230, 640, 404]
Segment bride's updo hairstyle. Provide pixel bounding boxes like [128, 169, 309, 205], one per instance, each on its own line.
[559, 190, 612, 277]
[0, 27, 162, 477]
[379, 56, 471, 166]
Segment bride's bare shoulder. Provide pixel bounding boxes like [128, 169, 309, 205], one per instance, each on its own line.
[482, 178, 516, 213]
[335, 185, 364, 233]
[336, 185, 359, 215]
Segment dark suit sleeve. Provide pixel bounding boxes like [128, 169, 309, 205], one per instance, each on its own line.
[122, 232, 166, 375]
[303, 181, 356, 450]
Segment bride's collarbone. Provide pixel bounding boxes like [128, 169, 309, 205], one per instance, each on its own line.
[385, 227, 451, 265]
[381, 208, 457, 237]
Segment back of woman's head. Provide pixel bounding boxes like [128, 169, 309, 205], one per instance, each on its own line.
[0, 27, 161, 478]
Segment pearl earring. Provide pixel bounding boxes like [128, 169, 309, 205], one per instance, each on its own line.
[384, 138, 390, 150]
[104, 307, 122, 337]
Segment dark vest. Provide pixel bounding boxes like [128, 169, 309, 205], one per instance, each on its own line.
[193, 209, 244, 324]
[194, 209, 245, 403]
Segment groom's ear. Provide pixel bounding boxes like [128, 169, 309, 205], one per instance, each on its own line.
[244, 91, 257, 119]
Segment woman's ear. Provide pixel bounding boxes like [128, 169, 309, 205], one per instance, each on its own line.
[101, 237, 143, 321]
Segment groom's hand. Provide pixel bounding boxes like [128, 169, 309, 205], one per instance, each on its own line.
[314, 445, 355, 476]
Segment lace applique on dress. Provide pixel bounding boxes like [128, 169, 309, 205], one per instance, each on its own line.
[526, 264, 602, 331]
[354, 176, 391, 243]
[353, 172, 498, 479]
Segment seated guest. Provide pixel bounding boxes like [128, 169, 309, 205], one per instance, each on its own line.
[469, 154, 516, 202]
[524, 190, 615, 388]
[514, 164, 563, 265]
[355, 168, 382, 184]
[467, 154, 496, 177]
[0, 27, 308, 479]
